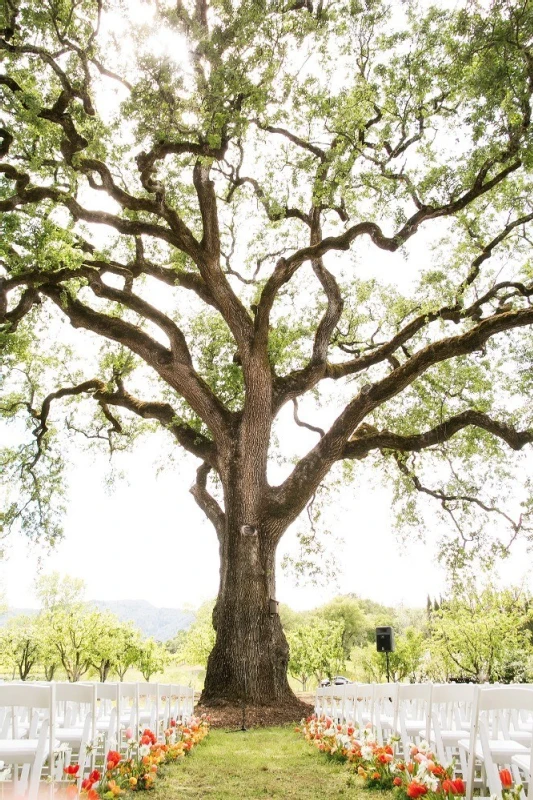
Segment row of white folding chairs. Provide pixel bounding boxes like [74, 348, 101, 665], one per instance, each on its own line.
[0, 682, 92, 799]
[0, 681, 195, 798]
[315, 682, 533, 799]
[92, 681, 194, 746]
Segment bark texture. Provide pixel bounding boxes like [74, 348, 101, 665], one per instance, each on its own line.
[201, 529, 292, 705]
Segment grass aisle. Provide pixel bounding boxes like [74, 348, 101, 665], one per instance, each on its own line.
[153, 726, 382, 799]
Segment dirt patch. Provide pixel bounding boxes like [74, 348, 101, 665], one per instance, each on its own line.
[195, 699, 313, 729]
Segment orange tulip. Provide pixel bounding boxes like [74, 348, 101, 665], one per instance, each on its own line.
[500, 770, 513, 789]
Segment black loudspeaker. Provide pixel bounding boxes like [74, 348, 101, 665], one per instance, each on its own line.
[376, 626, 395, 652]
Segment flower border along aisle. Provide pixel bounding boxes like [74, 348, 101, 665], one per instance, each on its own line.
[297, 716, 466, 800]
[63, 717, 210, 799]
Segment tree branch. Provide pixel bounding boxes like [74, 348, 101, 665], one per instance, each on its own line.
[189, 462, 225, 540]
[341, 410, 533, 460]
[270, 305, 533, 522]
[256, 160, 522, 340]
[41, 284, 232, 442]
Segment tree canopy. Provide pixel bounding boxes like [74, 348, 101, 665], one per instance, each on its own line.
[2, 0, 533, 703]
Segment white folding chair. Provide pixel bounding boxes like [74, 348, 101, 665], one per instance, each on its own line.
[0, 683, 56, 799]
[341, 683, 359, 726]
[156, 684, 172, 738]
[94, 682, 119, 739]
[462, 686, 533, 800]
[316, 685, 337, 721]
[118, 683, 139, 735]
[372, 683, 398, 745]
[137, 684, 157, 731]
[354, 683, 374, 730]
[430, 683, 477, 776]
[54, 682, 97, 782]
[395, 683, 432, 758]
[170, 685, 194, 723]
[314, 685, 326, 717]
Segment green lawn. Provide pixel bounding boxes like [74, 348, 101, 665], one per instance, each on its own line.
[153, 726, 389, 799]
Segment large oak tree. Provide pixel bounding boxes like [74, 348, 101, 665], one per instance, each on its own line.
[1, 0, 533, 704]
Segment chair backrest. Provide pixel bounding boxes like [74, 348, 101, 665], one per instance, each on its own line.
[157, 684, 172, 734]
[372, 683, 398, 744]
[55, 682, 97, 738]
[0, 683, 56, 783]
[467, 687, 533, 800]
[95, 683, 119, 701]
[353, 684, 374, 730]
[0, 684, 52, 709]
[396, 683, 432, 756]
[170, 685, 194, 721]
[118, 683, 140, 732]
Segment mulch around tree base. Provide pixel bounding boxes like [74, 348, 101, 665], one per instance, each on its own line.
[195, 699, 313, 728]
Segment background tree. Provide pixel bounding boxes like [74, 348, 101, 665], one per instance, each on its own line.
[317, 596, 368, 657]
[136, 638, 169, 682]
[89, 613, 135, 682]
[428, 582, 533, 683]
[35, 573, 85, 613]
[288, 618, 345, 687]
[112, 624, 142, 681]
[177, 601, 216, 668]
[44, 607, 102, 682]
[38, 621, 61, 681]
[2, 0, 533, 705]
[0, 615, 41, 680]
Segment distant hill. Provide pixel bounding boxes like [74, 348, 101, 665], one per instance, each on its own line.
[0, 600, 195, 642]
[93, 600, 195, 641]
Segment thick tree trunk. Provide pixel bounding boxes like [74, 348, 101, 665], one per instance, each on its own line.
[200, 504, 295, 706]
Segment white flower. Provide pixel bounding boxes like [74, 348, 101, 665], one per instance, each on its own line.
[139, 744, 151, 757]
[361, 746, 373, 760]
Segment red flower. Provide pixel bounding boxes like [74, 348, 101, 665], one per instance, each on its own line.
[406, 782, 428, 798]
[89, 771, 101, 783]
[82, 779, 94, 791]
[87, 790, 100, 800]
[442, 780, 454, 794]
[452, 779, 466, 795]
[393, 777, 403, 786]
[500, 770, 513, 789]
[170, 718, 176, 727]
[106, 750, 121, 769]
[372, 772, 381, 780]
[64, 765, 80, 776]
[142, 729, 156, 745]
